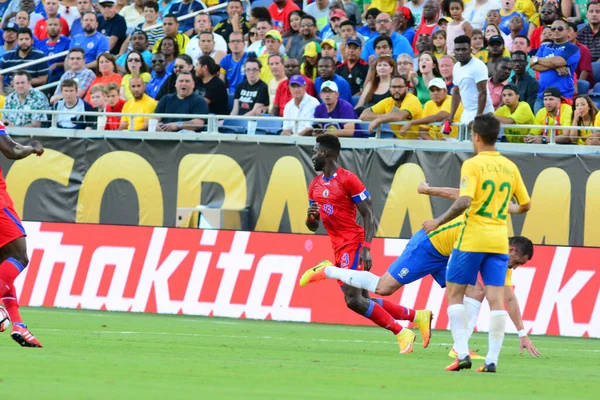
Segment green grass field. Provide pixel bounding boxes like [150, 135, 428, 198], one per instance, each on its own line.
[0, 307, 598, 399]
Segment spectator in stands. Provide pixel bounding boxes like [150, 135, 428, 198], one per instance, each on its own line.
[249, 6, 271, 26]
[135, 1, 164, 50]
[155, 71, 208, 132]
[281, 75, 319, 135]
[2, 71, 49, 128]
[301, 42, 321, 81]
[284, 10, 304, 54]
[186, 13, 227, 61]
[54, 79, 95, 129]
[289, 15, 322, 61]
[488, 57, 512, 109]
[51, 48, 95, 104]
[70, 0, 94, 37]
[220, 31, 248, 95]
[510, 35, 536, 77]
[568, 23, 594, 88]
[147, 52, 170, 97]
[337, 37, 368, 96]
[396, 53, 414, 77]
[249, 19, 286, 56]
[413, 1, 439, 53]
[119, 0, 145, 29]
[197, 31, 226, 64]
[0, 23, 18, 58]
[363, 11, 414, 60]
[526, 86, 572, 143]
[530, 2, 560, 51]
[117, 30, 153, 69]
[89, 84, 107, 129]
[119, 76, 157, 131]
[104, 82, 126, 130]
[358, 7, 379, 39]
[98, 0, 128, 55]
[360, 74, 423, 138]
[471, 29, 484, 54]
[158, 36, 179, 73]
[531, 18, 580, 112]
[558, 95, 598, 144]
[432, 30, 447, 58]
[315, 56, 353, 104]
[169, 0, 206, 36]
[305, 0, 330, 31]
[355, 54, 394, 111]
[268, 0, 299, 33]
[395, 6, 416, 46]
[271, 57, 316, 117]
[447, 35, 494, 125]
[336, 20, 365, 55]
[486, 35, 509, 77]
[214, 0, 250, 44]
[320, 8, 348, 41]
[439, 54, 455, 92]
[493, 83, 535, 143]
[499, 0, 528, 36]
[195, 55, 228, 115]
[308, 80, 357, 137]
[266, 53, 287, 110]
[121, 50, 152, 100]
[320, 39, 338, 63]
[399, 77, 463, 140]
[415, 33, 434, 55]
[231, 58, 269, 116]
[259, 30, 285, 84]
[411, 51, 442, 105]
[37, 18, 70, 84]
[153, 14, 189, 54]
[156, 54, 195, 100]
[463, 0, 500, 31]
[510, 50, 539, 110]
[0, 28, 48, 94]
[578, 2, 600, 62]
[70, 11, 110, 68]
[85, 52, 122, 103]
[34, 0, 69, 41]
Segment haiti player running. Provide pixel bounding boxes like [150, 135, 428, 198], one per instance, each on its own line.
[300, 134, 432, 354]
[0, 122, 44, 347]
[423, 113, 531, 373]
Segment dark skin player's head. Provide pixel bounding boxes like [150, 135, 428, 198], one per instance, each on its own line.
[312, 133, 341, 173]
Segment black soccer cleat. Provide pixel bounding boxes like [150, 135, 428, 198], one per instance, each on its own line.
[446, 355, 472, 371]
[476, 362, 497, 373]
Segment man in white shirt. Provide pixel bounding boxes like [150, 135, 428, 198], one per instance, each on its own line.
[185, 13, 226, 61]
[462, 0, 501, 31]
[282, 75, 319, 135]
[447, 35, 493, 125]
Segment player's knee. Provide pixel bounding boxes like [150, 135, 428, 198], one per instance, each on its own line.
[344, 294, 363, 312]
[10, 253, 28, 269]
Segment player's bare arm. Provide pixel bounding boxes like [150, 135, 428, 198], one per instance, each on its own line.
[0, 135, 44, 160]
[417, 181, 460, 200]
[508, 200, 531, 214]
[305, 203, 320, 232]
[422, 196, 471, 234]
[356, 198, 374, 271]
[505, 285, 541, 358]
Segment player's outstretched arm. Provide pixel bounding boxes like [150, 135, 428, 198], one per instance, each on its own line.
[417, 181, 460, 200]
[505, 285, 541, 358]
[0, 135, 44, 160]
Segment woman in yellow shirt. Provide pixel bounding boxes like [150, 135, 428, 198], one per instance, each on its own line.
[120, 51, 152, 100]
[559, 95, 599, 145]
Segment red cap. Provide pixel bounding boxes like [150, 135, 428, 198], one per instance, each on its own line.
[330, 9, 347, 20]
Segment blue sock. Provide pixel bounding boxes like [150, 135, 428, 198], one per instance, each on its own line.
[13, 322, 26, 329]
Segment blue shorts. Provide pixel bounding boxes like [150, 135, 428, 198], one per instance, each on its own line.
[446, 249, 509, 286]
[387, 229, 448, 288]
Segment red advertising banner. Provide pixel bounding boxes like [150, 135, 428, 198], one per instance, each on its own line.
[16, 222, 600, 338]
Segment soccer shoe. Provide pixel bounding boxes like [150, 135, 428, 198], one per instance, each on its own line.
[446, 355, 472, 371]
[11, 325, 43, 348]
[299, 260, 333, 286]
[0, 305, 10, 332]
[397, 328, 416, 354]
[476, 363, 497, 373]
[448, 348, 485, 360]
[413, 310, 433, 348]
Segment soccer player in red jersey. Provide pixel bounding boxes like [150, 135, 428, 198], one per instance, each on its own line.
[302, 134, 432, 354]
[0, 121, 44, 347]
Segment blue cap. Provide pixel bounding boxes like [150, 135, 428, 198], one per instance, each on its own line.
[289, 75, 306, 86]
[4, 22, 18, 32]
[346, 37, 361, 47]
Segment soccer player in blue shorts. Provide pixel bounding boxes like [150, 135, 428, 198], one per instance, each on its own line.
[423, 114, 531, 373]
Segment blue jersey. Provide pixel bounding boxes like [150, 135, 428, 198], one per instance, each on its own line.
[37, 35, 71, 67]
[220, 52, 249, 95]
[498, 11, 528, 36]
[70, 33, 110, 64]
[361, 31, 414, 61]
[536, 42, 581, 98]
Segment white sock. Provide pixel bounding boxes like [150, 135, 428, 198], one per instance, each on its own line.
[464, 297, 482, 339]
[486, 310, 507, 366]
[447, 304, 469, 359]
[324, 267, 380, 293]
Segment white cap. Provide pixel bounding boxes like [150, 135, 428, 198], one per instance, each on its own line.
[99, 0, 116, 4]
[320, 80, 339, 92]
[428, 77, 447, 90]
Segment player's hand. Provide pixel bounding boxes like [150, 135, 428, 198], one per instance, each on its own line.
[360, 246, 372, 271]
[29, 140, 44, 156]
[307, 203, 320, 220]
[519, 336, 541, 358]
[417, 180, 430, 195]
[422, 219, 439, 234]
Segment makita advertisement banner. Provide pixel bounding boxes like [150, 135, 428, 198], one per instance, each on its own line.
[1, 137, 600, 246]
[17, 222, 600, 338]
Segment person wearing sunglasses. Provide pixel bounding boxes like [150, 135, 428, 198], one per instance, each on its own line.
[155, 54, 197, 101]
[530, 18, 580, 113]
[528, 2, 560, 51]
[146, 52, 170, 98]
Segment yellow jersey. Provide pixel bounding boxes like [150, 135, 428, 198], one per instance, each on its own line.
[530, 103, 573, 137]
[494, 101, 536, 143]
[369, 0, 396, 16]
[121, 94, 158, 131]
[515, 0, 535, 18]
[455, 151, 531, 254]
[428, 216, 464, 256]
[422, 95, 464, 139]
[370, 94, 423, 139]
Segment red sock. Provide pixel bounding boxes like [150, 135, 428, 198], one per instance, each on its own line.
[364, 300, 403, 335]
[2, 285, 22, 324]
[375, 298, 416, 322]
[0, 258, 24, 299]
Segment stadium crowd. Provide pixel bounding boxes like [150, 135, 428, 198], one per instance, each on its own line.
[0, 0, 599, 144]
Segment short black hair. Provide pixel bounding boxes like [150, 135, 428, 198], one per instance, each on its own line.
[301, 14, 317, 25]
[391, 74, 408, 86]
[143, 1, 158, 12]
[251, 6, 272, 23]
[316, 133, 341, 155]
[245, 57, 262, 69]
[319, 56, 336, 65]
[340, 20, 356, 30]
[17, 27, 33, 39]
[366, 8, 381, 18]
[373, 35, 393, 50]
[472, 113, 500, 144]
[163, 13, 178, 23]
[513, 34, 530, 45]
[454, 34, 471, 46]
[509, 236, 534, 260]
[511, 50, 527, 59]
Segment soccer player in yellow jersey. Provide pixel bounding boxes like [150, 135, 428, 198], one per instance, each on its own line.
[423, 113, 531, 373]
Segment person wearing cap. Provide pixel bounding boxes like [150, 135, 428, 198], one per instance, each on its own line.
[116, 30, 152, 69]
[321, 39, 339, 64]
[531, 18, 580, 113]
[337, 36, 369, 95]
[301, 41, 321, 81]
[484, 35, 509, 76]
[168, 0, 206, 36]
[412, 1, 439, 54]
[509, 50, 538, 110]
[310, 80, 358, 137]
[33, 0, 70, 41]
[320, 8, 348, 41]
[0, 22, 19, 58]
[36, 17, 71, 83]
[98, 0, 128, 55]
[437, 16, 450, 31]
[281, 75, 320, 135]
[494, 83, 535, 143]
[360, 75, 423, 138]
[315, 56, 353, 104]
[395, 6, 417, 45]
[258, 30, 287, 84]
[487, 57, 512, 109]
[304, 0, 331, 31]
[526, 86, 573, 143]
[288, 15, 322, 62]
[231, 58, 270, 116]
[119, 0, 145, 30]
[362, 11, 414, 61]
[268, 0, 299, 33]
[358, 8, 381, 39]
[398, 77, 464, 139]
[69, 12, 110, 68]
[271, 58, 317, 117]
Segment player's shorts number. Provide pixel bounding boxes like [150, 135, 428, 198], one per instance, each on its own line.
[476, 180, 512, 220]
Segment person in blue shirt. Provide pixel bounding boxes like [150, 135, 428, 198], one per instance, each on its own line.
[219, 31, 248, 95]
[146, 52, 170, 98]
[361, 12, 414, 61]
[530, 18, 580, 112]
[395, 7, 416, 46]
[169, 0, 206, 36]
[357, 8, 380, 40]
[36, 17, 71, 83]
[70, 11, 110, 69]
[70, 0, 95, 38]
[314, 56, 353, 104]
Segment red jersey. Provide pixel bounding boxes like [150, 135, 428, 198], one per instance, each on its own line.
[0, 122, 14, 208]
[106, 99, 127, 130]
[273, 76, 316, 116]
[268, 1, 300, 32]
[308, 167, 369, 252]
